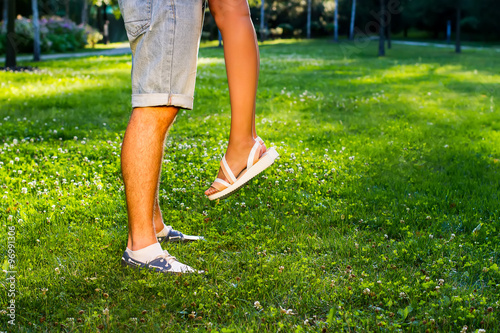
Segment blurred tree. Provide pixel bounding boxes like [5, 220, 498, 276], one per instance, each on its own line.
[455, 0, 461, 53]
[349, 0, 356, 40]
[5, 0, 15, 67]
[81, 0, 88, 24]
[378, 0, 384, 56]
[65, 0, 69, 18]
[32, 0, 40, 61]
[2, 0, 7, 31]
[333, 0, 338, 41]
[260, 0, 265, 41]
[306, 0, 311, 38]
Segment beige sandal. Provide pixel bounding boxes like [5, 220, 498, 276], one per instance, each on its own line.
[207, 140, 279, 200]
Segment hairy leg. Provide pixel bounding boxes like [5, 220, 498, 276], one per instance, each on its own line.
[206, 0, 263, 195]
[121, 106, 178, 250]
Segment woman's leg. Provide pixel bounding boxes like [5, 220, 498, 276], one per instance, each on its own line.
[205, 0, 263, 196]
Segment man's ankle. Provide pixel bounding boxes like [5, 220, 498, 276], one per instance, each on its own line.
[127, 237, 158, 251]
[154, 222, 165, 233]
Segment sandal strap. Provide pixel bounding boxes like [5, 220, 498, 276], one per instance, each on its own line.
[221, 156, 237, 184]
[212, 178, 231, 192]
[213, 178, 231, 188]
[247, 141, 261, 170]
[255, 136, 264, 145]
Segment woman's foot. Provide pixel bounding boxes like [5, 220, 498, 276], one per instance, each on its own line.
[255, 136, 267, 154]
[205, 137, 266, 197]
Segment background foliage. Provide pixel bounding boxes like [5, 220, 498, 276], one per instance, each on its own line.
[3, 0, 500, 45]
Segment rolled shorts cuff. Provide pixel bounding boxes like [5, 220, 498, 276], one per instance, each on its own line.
[131, 93, 194, 110]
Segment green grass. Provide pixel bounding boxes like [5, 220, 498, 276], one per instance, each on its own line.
[1, 39, 499, 332]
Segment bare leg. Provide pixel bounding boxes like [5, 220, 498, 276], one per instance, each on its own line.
[153, 195, 165, 232]
[206, 0, 264, 196]
[122, 106, 178, 251]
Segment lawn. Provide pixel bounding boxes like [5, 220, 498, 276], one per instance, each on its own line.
[0, 39, 499, 332]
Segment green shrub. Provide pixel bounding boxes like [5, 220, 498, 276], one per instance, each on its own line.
[0, 15, 94, 55]
[277, 23, 294, 38]
[86, 26, 103, 48]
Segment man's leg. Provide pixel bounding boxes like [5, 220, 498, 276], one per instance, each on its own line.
[121, 106, 178, 251]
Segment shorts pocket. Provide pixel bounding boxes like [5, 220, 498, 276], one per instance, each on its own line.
[118, 0, 152, 38]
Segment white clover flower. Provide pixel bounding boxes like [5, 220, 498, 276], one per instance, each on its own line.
[103, 308, 109, 315]
[363, 288, 371, 295]
[279, 306, 296, 315]
[14, 157, 19, 162]
[254, 301, 262, 310]
[349, 156, 355, 161]
[7, 215, 13, 221]
[429, 234, 434, 239]
[21, 187, 27, 194]
[55, 267, 60, 274]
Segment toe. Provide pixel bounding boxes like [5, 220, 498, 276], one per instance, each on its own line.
[205, 186, 218, 196]
[260, 143, 267, 156]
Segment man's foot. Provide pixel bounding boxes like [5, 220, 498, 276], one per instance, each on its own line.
[122, 250, 201, 274]
[156, 226, 205, 243]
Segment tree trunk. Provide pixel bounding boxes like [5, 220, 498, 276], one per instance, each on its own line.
[51, 0, 57, 14]
[81, 0, 88, 25]
[455, 5, 461, 53]
[349, 0, 356, 40]
[65, 0, 69, 19]
[102, 3, 109, 44]
[306, 0, 311, 39]
[333, 0, 338, 42]
[260, 0, 265, 42]
[5, 0, 16, 68]
[386, 20, 391, 49]
[32, 0, 40, 61]
[2, 0, 7, 32]
[378, 0, 385, 56]
[97, 6, 103, 33]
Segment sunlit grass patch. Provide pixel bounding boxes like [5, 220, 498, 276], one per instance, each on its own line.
[0, 40, 499, 332]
